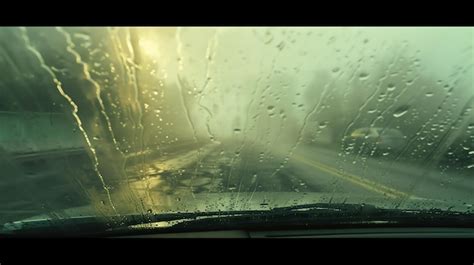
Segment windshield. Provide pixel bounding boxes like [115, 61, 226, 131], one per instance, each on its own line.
[0, 27, 473, 235]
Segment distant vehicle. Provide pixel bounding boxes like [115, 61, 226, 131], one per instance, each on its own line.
[343, 127, 407, 155]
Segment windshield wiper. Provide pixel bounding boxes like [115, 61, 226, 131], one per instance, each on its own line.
[1, 203, 473, 237]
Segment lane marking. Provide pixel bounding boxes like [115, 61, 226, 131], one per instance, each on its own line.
[292, 154, 410, 199]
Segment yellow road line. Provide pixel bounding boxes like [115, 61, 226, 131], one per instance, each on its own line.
[292, 154, 410, 199]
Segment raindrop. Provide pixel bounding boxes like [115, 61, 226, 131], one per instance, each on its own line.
[276, 41, 285, 51]
[425, 92, 434, 97]
[368, 109, 377, 114]
[467, 124, 474, 129]
[234, 128, 241, 133]
[359, 72, 369, 80]
[74, 33, 91, 41]
[378, 94, 386, 102]
[147, 209, 153, 214]
[267, 106, 275, 111]
[467, 164, 474, 169]
[387, 84, 396, 91]
[393, 105, 410, 118]
[319, 121, 328, 129]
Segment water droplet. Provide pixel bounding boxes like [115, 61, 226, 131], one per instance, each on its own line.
[359, 72, 369, 80]
[267, 106, 274, 110]
[100, 200, 105, 205]
[467, 164, 474, 169]
[234, 128, 241, 133]
[382, 152, 390, 156]
[74, 33, 91, 41]
[368, 109, 377, 114]
[378, 94, 386, 102]
[467, 124, 474, 129]
[147, 209, 153, 214]
[425, 92, 434, 97]
[319, 121, 328, 129]
[387, 84, 396, 91]
[277, 41, 285, 51]
[93, 136, 100, 141]
[393, 105, 410, 118]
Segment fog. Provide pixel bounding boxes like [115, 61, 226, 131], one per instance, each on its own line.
[0, 26, 472, 181]
[1, 27, 474, 222]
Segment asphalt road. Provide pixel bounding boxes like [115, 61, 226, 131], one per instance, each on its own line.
[1, 139, 473, 224]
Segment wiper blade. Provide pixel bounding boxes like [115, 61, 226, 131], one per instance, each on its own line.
[271, 202, 378, 213]
[1, 203, 370, 233]
[2, 203, 472, 237]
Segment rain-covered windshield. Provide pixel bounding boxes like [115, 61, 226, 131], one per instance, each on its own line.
[0, 27, 473, 233]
